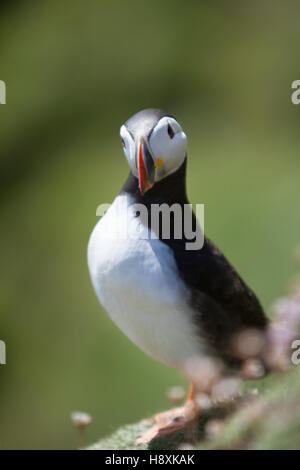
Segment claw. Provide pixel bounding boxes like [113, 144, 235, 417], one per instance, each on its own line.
[136, 382, 200, 445]
[136, 417, 188, 445]
[136, 404, 200, 445]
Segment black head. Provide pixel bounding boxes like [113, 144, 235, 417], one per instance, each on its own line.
[120, 108, 187, 195]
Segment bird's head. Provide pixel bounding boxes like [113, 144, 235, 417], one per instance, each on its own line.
[120, 108, 187, 195]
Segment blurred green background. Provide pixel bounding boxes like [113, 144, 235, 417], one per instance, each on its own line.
[0, 0, 300, 449]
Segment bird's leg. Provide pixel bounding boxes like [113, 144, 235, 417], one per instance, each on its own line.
[147, 381, 196, 424]
[136, 381, 200, 445]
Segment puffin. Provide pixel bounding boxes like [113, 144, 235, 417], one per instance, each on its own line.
[87, 108, 268, 443]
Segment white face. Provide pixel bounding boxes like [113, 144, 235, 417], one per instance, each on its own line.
[120, 116, 187, 183]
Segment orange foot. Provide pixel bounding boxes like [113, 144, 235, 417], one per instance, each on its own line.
[136, 382, 200, 446]
[148, 406, 187, 424]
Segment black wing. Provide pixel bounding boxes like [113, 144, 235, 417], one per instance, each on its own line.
[168, 234, 268, 365]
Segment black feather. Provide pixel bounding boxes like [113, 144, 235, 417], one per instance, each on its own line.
[121, 156, 268, 366]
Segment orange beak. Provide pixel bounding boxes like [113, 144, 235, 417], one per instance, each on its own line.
[137, 138, 155, 195]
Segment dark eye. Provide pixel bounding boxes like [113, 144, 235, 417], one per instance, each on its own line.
[121, 138, 126, 147]
[167, 123, 175, 139]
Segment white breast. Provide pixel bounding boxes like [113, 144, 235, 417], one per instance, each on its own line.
[87, 194, 205, 370]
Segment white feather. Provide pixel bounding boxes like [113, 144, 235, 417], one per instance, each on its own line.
[87, 194, 205, 371]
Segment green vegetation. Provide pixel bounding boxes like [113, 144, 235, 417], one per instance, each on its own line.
[88, 367, 300, 450]
[1, 1, 300, 449]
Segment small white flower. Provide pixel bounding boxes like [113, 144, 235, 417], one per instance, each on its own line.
[71, 411, 92, 428]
